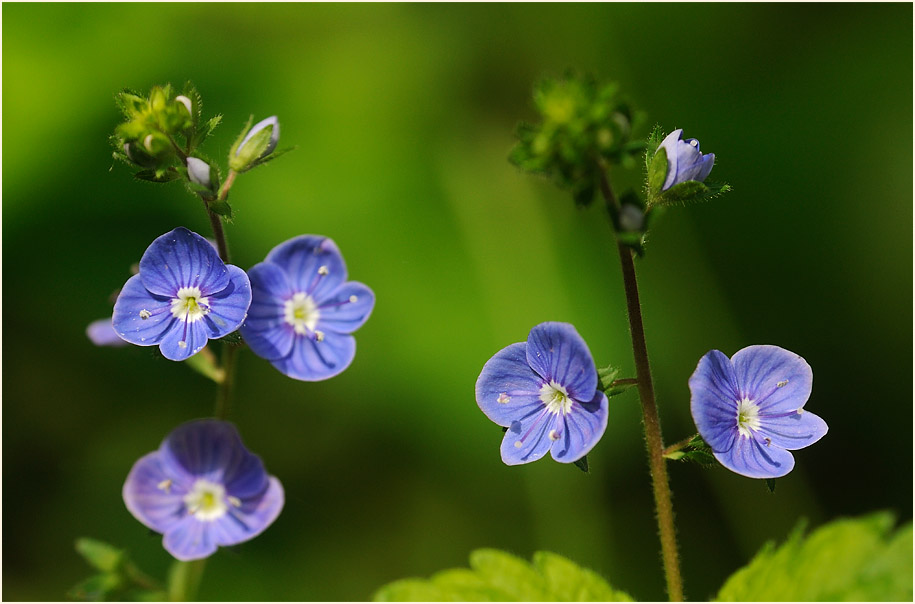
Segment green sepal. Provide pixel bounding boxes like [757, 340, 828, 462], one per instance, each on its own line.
[654, 179, 732, 207]
[75, 538, 125, 573]
[596, 363, 636, 398]
[133, 168, 180, 184]
[664, 434, 716, 467]
[647, 147, 668, 196]
[68, 573, 123, 601]
[183, 350, 225, 384]
[373, 548, 632, 601]
[765, 478, 777, 493]
[220, 330, 244, 345]
[572, 455, 590, 473]
[716, 513, 913, 602]
[228, 117, 273, 172]
[207, 199, 233, 219]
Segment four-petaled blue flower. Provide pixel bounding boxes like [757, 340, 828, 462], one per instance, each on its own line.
[657, 128, 715, 191]
[476, 322, 609, 465]
[240, 235, 375, 381]
[123, 419, 284, 561]
[689, 345, 827, 479]
[112, 227, 252, 361]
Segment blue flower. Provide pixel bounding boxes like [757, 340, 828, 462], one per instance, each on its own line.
[240, 235, 375, 381]
[87, 318, 128, 347]
[475, 322, 609, 465]
[123, 420, 284, 561]
[112, 227, 252, 361]
[657, 129, 715, 191]
[689, 345, 828, 479]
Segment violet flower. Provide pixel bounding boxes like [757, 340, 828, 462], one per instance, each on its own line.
[657, 129, 715, 191]
[689, 345, 827, 479]
[123, 420, 284, 561]
[475, 322, 609, 465]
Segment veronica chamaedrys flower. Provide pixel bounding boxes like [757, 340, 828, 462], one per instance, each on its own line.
[689, 345, 827, 479]
[123, 420, 284, 561]
[240, 235, 374, 381]
[475, 322, 609, 465]
[112, 227, 252, 361]
[657, 129, 715, 191]
[86, 318, 128, 347]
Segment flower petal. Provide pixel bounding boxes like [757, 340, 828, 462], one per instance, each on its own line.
[689, 349, 742, 453]
[160, 420, 256, 485]
[87, 318, 128, 347]
[758, 409, 828, 451]
[163, 516, 217, 561]
[211, 477, 284, 547]
[112, 274, 176, 346]
[316, 282, 375, 334]
[123, 451, 188, 534]
[265, 235, 347, 300]
[696, 153, 715, 182]
[201, 265, 251, 339]
[551, 391, 609, 463]
[500, 408, 555, 465]
[714, 434, 796, 479]
[731, 345, 812, 414]
[525, 322, 597, 401]
[272, 332, 356, 381]
[158, 317, 209, 361]
[139, 227, 229, 297]
[658, 129, 683, 190]
[241, 262, 296, 361]
[476, 342, 545, 427]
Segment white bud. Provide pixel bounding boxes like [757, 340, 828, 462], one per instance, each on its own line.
[186, 157, 212, 189]
[175, 95, 193, 115]
[236, 116, 280, 158]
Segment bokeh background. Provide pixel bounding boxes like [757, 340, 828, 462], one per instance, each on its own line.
[3, 3, 912, 601]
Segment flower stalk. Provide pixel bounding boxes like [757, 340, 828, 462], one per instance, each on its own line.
[599, 166, 684, 602]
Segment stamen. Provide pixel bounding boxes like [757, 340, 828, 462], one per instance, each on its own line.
[227, 496, 242, 507]
[497, 392, 511, 404]
[689, 139, 698, 147]
[178, 341, 188, 349]
[139, 309, 152, 320]
[349, 295, 358, 303]
[514, 440, 523, 448]
[157, 479, 172, 493]
[314, 330, 325, 342]
[549, 429, 561, 441]
[776, 379, 789, 388]
[318, 265, 329, 276]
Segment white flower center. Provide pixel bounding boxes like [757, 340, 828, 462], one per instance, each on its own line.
[284, 292, 320, 335]
[183, 479, 228, 521]
[736, 397, 761, 439]
[170, 287, 209, 322]
[539, 380, 572, 415]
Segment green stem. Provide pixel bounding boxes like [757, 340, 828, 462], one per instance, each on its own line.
[167, 559, 206, 602]
[663, 434, 698, 458]
[599, 167, 684, 601]
[214, 343, 238, 420]
[609, 377, 639, 388]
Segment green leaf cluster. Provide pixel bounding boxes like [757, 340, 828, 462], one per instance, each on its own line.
[716, 512, 913, 602]
[509, 72, 644, 207]
[373, 549, 633, 602]
[69, 538, 165, 602]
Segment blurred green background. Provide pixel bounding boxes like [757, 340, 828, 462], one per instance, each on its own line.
[3, 3, 912, 601]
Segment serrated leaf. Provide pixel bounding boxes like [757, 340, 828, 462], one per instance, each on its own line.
[716, 513, 913, 602]
[75, 538, 124, 573]
[373, 549, 632, 602]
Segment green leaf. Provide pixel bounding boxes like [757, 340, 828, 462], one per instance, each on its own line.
[182, 348, 225, 383]
[373, 549, 632, 601]
[716, 512, 913, 602]
[68, 573, 123, 601]
[75, 538, 124, 573]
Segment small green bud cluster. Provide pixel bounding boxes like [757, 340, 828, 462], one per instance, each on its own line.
[510, 72, 645, 207]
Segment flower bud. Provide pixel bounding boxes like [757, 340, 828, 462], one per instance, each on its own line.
[186, 157, 214, 190]
[175, 95, 193, 116]
[230, 116, 279, 172]
[655, 129, 715, 191]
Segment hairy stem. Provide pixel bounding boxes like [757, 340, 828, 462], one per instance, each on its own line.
[168, 559, 205, 602]
[600, 167, 684, 601]
[663, 434, 699, 458]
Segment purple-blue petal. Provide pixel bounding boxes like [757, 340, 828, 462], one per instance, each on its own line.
[550, 391, 609, 463]
[658, 129, 715, 190]
[525, 322, 597, 401]
[158, 319, 209, 361]
[200, 265, 252, 339]
[476, 342, 545, 427]
[316, 282, 375, 334]
[87, 318, 128, 347]
[265, 235, 347, 300]
[211, 477, 284, 547]
[271, 331, 357, 381]
[112, 274, 175, 346]
[731, 345, 812, 414]
[714, 434, 796, 479]
[758, 409, 828, 451]
[500, 408, 555, 465]
[139, 227, 229, 297]
[240, 262, 296, 361]
[159, 421, 265, 485]
[163, 516, 218, 561]
[123, 451, 189, 534]
[658, 129, 683, 190]
[689, 349, 742, 453]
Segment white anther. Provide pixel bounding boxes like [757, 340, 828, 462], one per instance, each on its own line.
[777, 379, 789, 388]
[139, 309, 151, 320]
[514, 441, 523, 449]
[764, 437, 772, 446]
[318, 265, 329, 276]
[314, 330, 325, 342]
[497, 393, 511, 404]
[227, 496, 242, 508]
[689, 139, 698, 147]
[349, 295, 358, 303]
[157, 479, 172, 493]
[549, 430, 560, 441]
[178, 341, 187, 349]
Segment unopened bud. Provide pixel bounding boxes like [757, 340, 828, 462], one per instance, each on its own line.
[230, 116, 280, 171]
[186, 157, 214, 190]
[175, 95, 193, 116]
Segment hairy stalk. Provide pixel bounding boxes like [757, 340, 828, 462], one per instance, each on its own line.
[599, 167, 684, 601]
[663, 434, 698, 458]
[168, 559, 205, 602]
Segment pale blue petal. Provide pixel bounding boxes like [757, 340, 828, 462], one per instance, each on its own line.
[731, 345, 812, 414]
[201, 265, 251, 339]
[525, 322, 597, 401]
[758, 409, 828, 451]
[265, 235, 347, 300]
[316, 282, 375, 334]
[551, 391, 609, 463]
[158, 318, 209, 361]
[112, 274, 175, 346]
[689, 349, 742, 453]
[475, 342, 545, 427]
[123, 452, 189, 534]
[87, 318, 128, 347]
[500, 408, 556, 465]
[241, 262, 295, 361]
[715, 434, 796, 479]
[163, 516, 217, 561]
[272, 332, 356, 381]
[139, 228, 229, 297]
[211, 477, 284, 547]
[160, 420, 254, 484]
